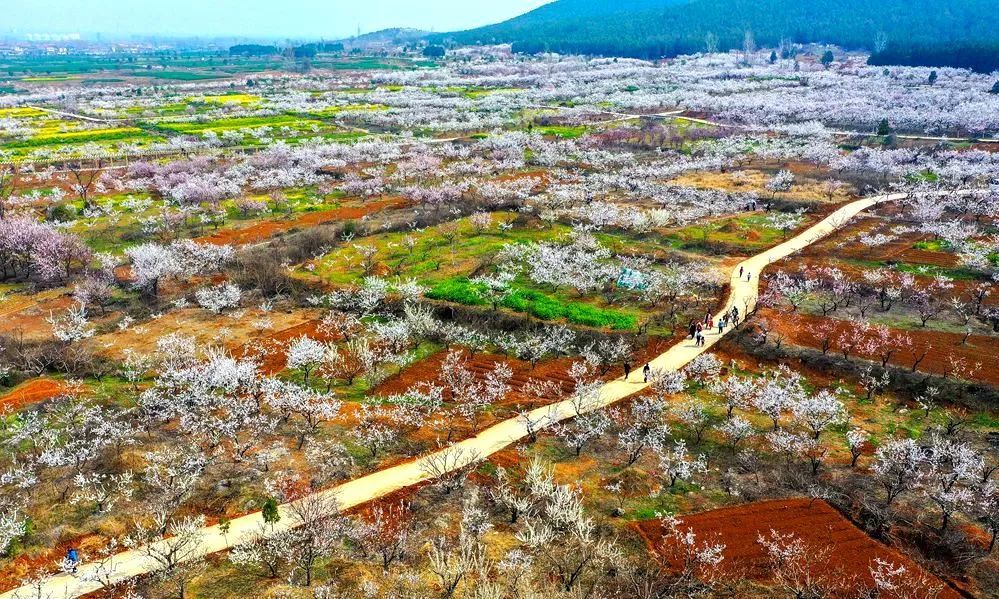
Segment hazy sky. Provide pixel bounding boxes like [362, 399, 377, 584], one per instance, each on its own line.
[4, 0, 551, 39]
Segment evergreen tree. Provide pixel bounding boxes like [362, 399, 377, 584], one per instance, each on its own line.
[990, 81, 999, 94]
[820, 50, 834, 68]
[876, 118, 892, 136]
[262, 497, 281, 526]
[769, 50, 778, 64]
[927, 70, 938, 85]
[869, 41, 999, 73]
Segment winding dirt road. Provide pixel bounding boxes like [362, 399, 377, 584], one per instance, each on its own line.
[1, 192, 908, 599]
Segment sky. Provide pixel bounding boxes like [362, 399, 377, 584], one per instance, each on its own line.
[4, 0, 551, 40]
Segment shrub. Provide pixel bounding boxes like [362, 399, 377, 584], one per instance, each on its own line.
[427, 278, 486, 306]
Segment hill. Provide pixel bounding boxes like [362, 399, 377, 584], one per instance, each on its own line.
[339, 28, 428, 48]
[432, 0, 999, 70]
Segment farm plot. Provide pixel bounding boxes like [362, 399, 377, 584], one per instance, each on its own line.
[299, 212, 677, 331]
[0, 107, 164, 161]
[635, 499, 960, 598]
[0, 379, 68, 412]
[147, 113, 362, 144]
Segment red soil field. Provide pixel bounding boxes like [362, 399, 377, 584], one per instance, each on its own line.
[198, 196, 408, 246]
[757, 308, 999, 386]
[374, 337, 674, 407]
[634, 498, 960, 598]
[232, 318, 339, 374]
[799, 217, 961, 269]
[0, 378, 67, 412]
[492, 169, 550, 189]
[366, 338, 675, 447]
[0, 291, 75, 340]
[712, 342, 853, 403]
[374, 348, 574, 406]
[771, 258, 997, 310]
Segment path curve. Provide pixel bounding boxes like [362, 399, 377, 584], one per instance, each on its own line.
[0, 192, 910, 599]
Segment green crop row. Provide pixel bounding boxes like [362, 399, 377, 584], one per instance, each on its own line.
[427, 277, 637, 330]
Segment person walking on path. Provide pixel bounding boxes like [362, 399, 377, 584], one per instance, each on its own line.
[739, 266, 744, 278]
[745, 271, 751, 282]
[708, 316, 713, 329]
[624, 361, 631, 381]
[643, 363, 651, 383]
[66, 548, 79, 574]
[718, 318, 725, 334]
[689, 320, 697, 339]
[704, 311, 711, 325]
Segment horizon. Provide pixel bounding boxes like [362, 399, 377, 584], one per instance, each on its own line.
[2, 0, 552, 40]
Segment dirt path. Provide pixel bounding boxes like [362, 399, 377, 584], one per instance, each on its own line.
[0, 191, 925, 599]
[26, 105, 111, 125]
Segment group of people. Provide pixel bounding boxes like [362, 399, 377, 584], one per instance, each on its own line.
[622, 303, 743, 383]
[623, 361, 653, 383]
[688, 305, 741, 347]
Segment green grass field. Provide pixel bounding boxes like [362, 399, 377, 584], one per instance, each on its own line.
[3, 127, 156, 149]
[427, 277, 638, 330]
[535, 125, 588, 138]
[141, 71, 226, 80]
[151, 114, 327, 136]
[303, 213, 655, 330]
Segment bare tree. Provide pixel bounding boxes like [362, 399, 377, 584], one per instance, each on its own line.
[65, 160, 104, 212]
[419, 444, 482, 496]
[353, 500, 413, 571]
[741, 30, 756, 65]
[757, 529, 838, 597]
[125, 514, 205, 598]
[285, 493, 350, 586]
[704, 32, 719, 54]
[426, 491, 489, 599]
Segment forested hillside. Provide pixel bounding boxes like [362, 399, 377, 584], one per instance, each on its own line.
[433, 0, 999, 70]
[868, 43, 999, 74]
